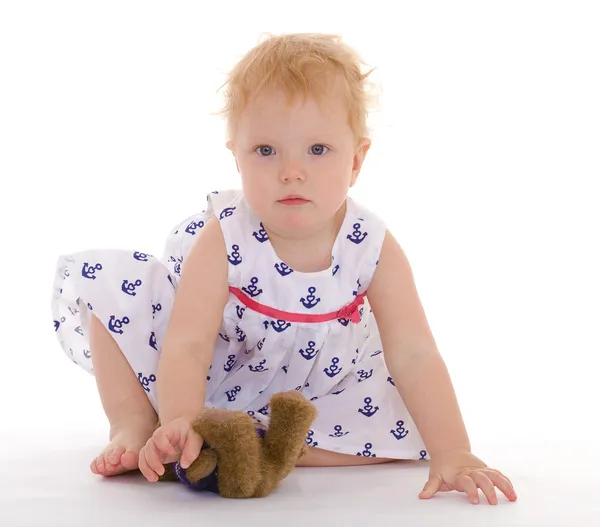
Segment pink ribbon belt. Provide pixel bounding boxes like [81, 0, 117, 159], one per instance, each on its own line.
[228, 287, 368, 324]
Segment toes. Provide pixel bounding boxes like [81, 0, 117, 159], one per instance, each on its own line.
[107, 447, 125, 465]
[103, 450, 115, 468]
[90, 458, 99, 474]
[95, 457, 108, 475]
[103, 462, 122, 475]
[121, 450, 139, 470]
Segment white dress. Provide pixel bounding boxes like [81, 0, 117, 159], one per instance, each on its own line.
[51, 189, 429, 460]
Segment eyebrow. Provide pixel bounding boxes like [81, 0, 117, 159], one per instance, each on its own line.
[246, 135, 339, 144]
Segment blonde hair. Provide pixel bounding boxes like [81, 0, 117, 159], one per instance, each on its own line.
[215, 32, 380, 145]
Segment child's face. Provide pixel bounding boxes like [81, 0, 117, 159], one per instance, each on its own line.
[227, 86, 370, 238]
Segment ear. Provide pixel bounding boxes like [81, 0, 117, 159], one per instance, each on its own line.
[226, 140, 240, 173]
[350, 138, 371, 187]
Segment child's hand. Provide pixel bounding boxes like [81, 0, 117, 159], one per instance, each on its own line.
[138, 416, 203, 482]
[418, 449, 518, 505]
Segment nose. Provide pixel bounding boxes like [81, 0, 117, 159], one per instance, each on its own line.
[279, 159, 306, 183]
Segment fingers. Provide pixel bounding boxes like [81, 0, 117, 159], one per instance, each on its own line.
[180, 431, 203, 469]
[139, 440, 166, 482]
[470, 472, 497, 505]
[152, 427, 179, 457]
[419, 475, 442, 499]
[454, 470, 518, 505]
[481, 469, 518, 502]
[452, 474, 480, 504]
[138, 446, 156, 482]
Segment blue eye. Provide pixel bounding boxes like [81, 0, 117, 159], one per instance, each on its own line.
[310, 144, 329, 155]
[254, 144, 330, 156]
[255, 145, 274, 156]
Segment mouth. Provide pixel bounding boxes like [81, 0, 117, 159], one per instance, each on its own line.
[277, 195, 310, 206]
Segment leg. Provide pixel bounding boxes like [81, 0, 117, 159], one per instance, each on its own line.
[89, 313, 158, 476]
[296, 447, 395, 467]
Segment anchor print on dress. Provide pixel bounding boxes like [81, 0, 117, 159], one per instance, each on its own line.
[219, 333, 230, 342]
[236, 305, 246, 319]
[108, 315, 130, 335]
[358, 397, 380, 417]
[81, 262, 102, 279]
[387, 376, 396, 387]
[224, 354, 237, 372]
[149, 331, 157, 351]
[257, 338, 265, 350]
[68, 306, 79, 316]
[252, 222, 269, 243]
[258, 405, 269, 416]
[346, 222, 368, 245]
[242, 277, 263, 297]
[219, 206, 236, 220]
[357, 369, 373, 382]
[329, 425, 349, 438]
[299, 341, 319, 360]
[133, 251, 152, 262]
[54, 317, 66, 331]
[83, 349, 91, 359]
[249, 359, 268, 372]
[235, 326, 246, 343]
[390, 420, 409, 440]
[324, 357, 342, 378]
[352, 278, 362, 297]
[152, 303, 162, 319]
[356, 443, 376, 457]
[263, 319, 291, 333]
[419, 450, 428, 460]
[300, 287, 321, 309]
[168, 256, 183, 275]
[138, 372, 156, 393]
[185, 219, 204, 235]
[332, 255, 340, 276]
[352, 348, 359, 365]
[370, 349, 382, 357]
[228, 244, 242, 266]
[74, 326, 84, 336]
[121, 279, 142, 296]
[226, 386, 241, 402]
[275, 262, 294, 277]
[305, 430, 319, 447]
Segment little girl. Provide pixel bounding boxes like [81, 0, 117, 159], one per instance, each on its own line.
[51, 32, 517, 505]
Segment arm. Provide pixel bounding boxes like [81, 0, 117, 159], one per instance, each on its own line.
[156, 216, 230, 424]
[367, 230, 471, 458]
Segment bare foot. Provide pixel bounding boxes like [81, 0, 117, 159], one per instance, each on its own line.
[91, 420, 157, 477]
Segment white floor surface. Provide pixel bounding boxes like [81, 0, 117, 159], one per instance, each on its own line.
[1, 429, 598, 527]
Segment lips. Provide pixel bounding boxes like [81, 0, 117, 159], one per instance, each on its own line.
[278, 195, 310, 205]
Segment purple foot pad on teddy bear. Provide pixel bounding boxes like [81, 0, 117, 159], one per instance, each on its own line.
[172, 427, 267, 493]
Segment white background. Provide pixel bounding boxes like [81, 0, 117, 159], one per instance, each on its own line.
[0, 1, 598, 517]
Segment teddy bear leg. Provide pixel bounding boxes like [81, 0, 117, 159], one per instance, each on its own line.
[253, 391, 317, 497]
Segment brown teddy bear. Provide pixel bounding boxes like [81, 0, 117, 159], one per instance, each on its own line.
[157, 390, 317, 498]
